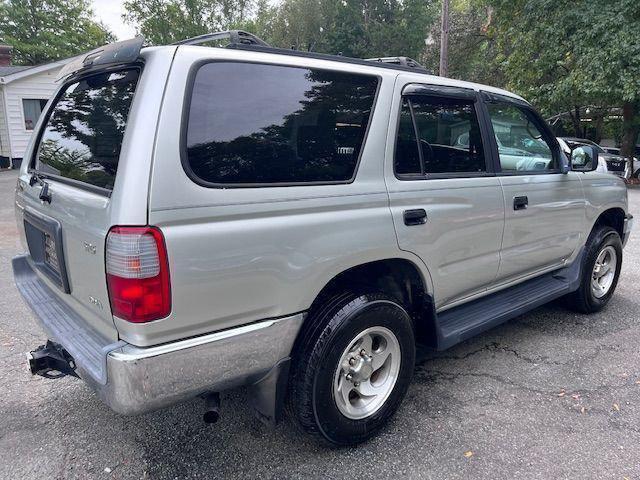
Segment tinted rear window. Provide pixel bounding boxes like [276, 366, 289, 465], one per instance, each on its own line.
[185, 62, 379, 185]
[34, 69, 139, 191]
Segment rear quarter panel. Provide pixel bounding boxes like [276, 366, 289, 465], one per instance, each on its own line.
[14, 47, 176, 341]
[127, 47, 427, 347]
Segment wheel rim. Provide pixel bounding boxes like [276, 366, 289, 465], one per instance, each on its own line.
[332, 326, 401, 420]
[591, 245, 617, 299]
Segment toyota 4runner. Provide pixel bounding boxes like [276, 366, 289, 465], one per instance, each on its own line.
[13, 32, 633, 445]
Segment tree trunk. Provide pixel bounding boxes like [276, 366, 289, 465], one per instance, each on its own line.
[593, 113, 604, 144]
[439, 0, 449, 77]
[569, 106, 582, 137]
[621, 101, 640, 159]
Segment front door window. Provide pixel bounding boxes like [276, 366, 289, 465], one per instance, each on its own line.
[486, 103, 556, 172]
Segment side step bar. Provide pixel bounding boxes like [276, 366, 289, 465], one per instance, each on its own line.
[436, 251, 583, 350]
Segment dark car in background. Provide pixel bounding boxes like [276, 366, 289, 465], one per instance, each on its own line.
[559, 137, 631, 179]
[602, 146, 639, 178]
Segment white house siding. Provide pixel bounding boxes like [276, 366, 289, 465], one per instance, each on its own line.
[4, 67, 62, 159]
[0, 87, 9, 159]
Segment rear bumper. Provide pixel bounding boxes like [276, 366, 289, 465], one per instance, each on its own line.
[605, 160, 631, 179]
[12, 254, 303, 415]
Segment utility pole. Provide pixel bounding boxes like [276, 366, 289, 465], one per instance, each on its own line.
[439, 0, 449, 77]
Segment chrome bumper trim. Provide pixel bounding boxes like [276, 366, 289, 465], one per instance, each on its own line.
[13, 253, 304, 415]
[98, 313, 303, 415]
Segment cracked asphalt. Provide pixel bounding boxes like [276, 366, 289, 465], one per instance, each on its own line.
[1, 168, 639, 479]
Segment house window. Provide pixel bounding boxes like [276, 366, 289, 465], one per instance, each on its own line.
[22, 99, 48, 130]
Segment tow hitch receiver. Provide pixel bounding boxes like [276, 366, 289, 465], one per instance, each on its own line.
[28, 341, 79, 379]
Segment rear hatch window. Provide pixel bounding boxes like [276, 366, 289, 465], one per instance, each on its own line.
[34, 69, 139, 192]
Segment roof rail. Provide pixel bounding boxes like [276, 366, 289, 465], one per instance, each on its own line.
[172, 30, 271, 47]
[366, 56, 426, 70]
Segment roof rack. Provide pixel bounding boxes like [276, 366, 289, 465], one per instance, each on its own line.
[172, 30, 271, 47]
[172, 30, 430, 74]
[366, 56, 426, 70]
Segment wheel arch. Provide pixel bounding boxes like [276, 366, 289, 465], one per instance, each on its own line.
[298, 257, 438, 350]
[590, 207, 626, 240]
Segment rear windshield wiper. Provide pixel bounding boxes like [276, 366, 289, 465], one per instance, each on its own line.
[29, 172, 52, 203]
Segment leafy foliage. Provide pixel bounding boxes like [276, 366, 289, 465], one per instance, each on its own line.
[123, 0, 438, 61]
[0, 0, 114, 65]
[122, 0, 255, 44]
[486, 0, 640, 153]
[422, 0, 501, 84]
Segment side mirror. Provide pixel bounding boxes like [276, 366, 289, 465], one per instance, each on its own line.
[571, 145, 599, 172]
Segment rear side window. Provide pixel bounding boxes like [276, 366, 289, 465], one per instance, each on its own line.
[395, 95, 486, 176]
[34, 69, 139, 191]
[185, 62, 379, 186]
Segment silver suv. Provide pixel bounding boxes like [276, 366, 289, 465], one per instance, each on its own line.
[12, 32, 633, 445]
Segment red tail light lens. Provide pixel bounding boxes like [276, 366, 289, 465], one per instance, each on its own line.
[105, 226, 171, 323]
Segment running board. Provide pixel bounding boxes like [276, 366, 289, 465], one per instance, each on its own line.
[436, 252, 583, 350]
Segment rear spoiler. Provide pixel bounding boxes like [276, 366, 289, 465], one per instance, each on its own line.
[56, 36, 145, 81]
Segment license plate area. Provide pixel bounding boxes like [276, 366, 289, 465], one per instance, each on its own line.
[607, 160, 624, 170]
[24, 209, 70, 293]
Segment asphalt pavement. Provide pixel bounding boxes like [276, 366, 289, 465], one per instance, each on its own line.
[1, 169, 639, 479]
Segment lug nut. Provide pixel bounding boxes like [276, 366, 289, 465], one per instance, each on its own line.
[349, 357, 356, 366]
[360, 349, 366, 356]
[354, 382, 360, 387]
[346, 373, 353, 381]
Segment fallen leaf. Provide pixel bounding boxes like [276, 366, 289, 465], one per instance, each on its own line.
[581, 406, 586, 414]
[558, 391, 566, 397]
[464, 451, 474, 458]
[613, 403, 620, 412]
[571, 394, 580, 400]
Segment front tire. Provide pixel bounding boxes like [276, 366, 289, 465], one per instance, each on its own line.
[566, 225, 623, 313]
[288, 292, 415, 445]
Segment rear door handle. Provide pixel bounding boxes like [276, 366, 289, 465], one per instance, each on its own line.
[403, 209, 427, 226]
[513, 196, 528, 210]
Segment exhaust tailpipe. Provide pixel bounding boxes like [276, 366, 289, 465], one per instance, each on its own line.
[203, 392, 221, 424]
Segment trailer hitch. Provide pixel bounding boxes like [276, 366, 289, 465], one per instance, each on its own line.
[27, 341, 79, 379]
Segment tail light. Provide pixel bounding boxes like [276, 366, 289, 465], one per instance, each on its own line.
[105, 226, 171, 323]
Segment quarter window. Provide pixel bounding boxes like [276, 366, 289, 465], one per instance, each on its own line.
[185, 62, 379, 185]
[486, 103, 556, 172]
[394, 95, 486, 176]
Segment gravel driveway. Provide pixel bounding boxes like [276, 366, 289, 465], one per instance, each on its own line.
[1, 169, 639, 479]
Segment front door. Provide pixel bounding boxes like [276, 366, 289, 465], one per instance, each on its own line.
[482, 94, 585, 284]
[385, 80, 504, 310]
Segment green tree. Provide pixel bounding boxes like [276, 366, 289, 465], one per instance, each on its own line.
[256, 0, 437, 60]
[487, 0, 640, 156]
[422, 0, 502, 84]
[0, 0, 114, 65]
[123, 0, 256, 45]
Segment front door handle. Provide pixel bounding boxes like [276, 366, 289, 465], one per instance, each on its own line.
[403, 209, 427, 226]
[513, 196, 528, 210]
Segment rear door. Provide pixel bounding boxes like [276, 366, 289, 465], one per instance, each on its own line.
[482, 93, 585, 284]
[15, 68, 142, 340]
[386, 79, 505, 310]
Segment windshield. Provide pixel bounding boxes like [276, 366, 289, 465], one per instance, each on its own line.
[34, 69, 139, 191]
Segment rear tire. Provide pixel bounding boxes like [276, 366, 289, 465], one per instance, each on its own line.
[288, 292, 415, 445]
[566, 226, 622, 313]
